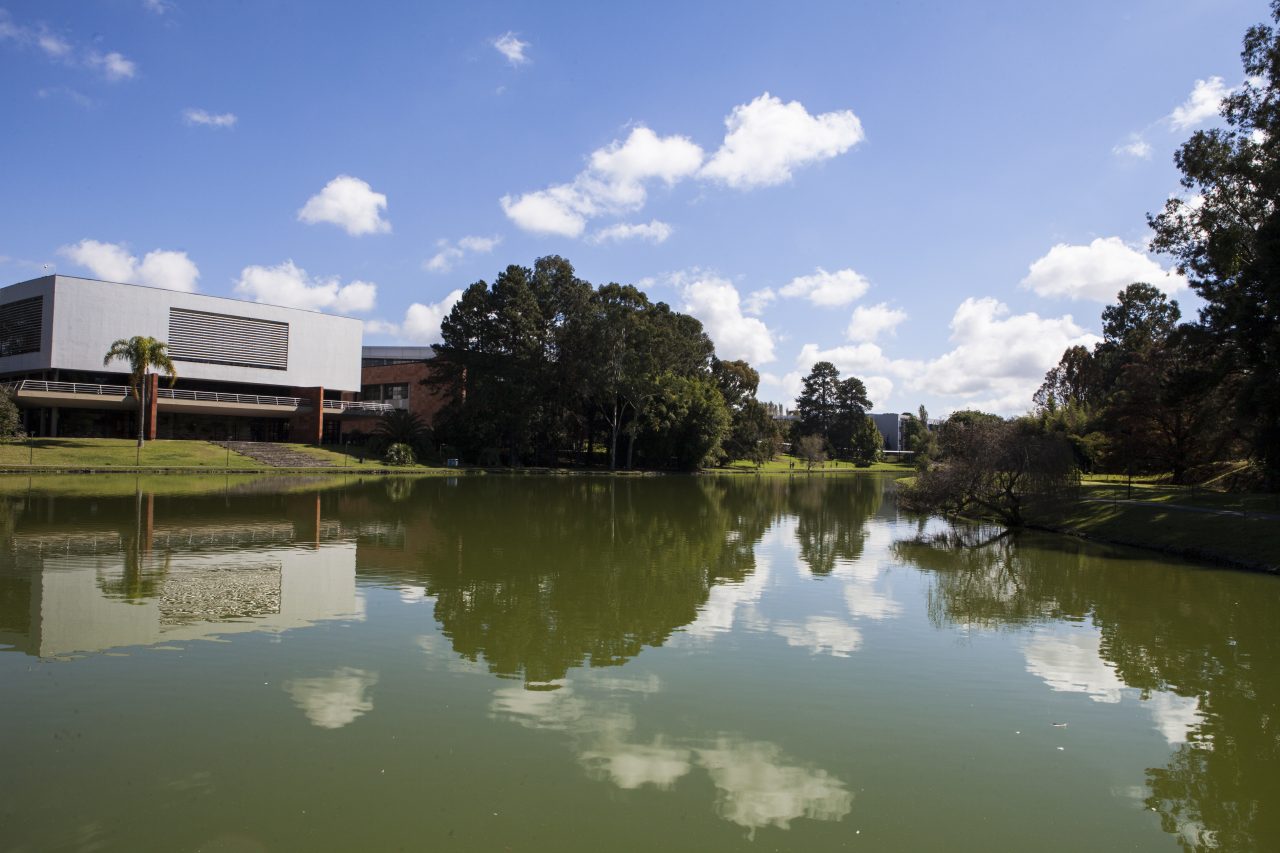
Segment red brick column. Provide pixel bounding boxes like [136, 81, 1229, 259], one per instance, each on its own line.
[290, 386, 324, 445]
[145, 373, 159, 440]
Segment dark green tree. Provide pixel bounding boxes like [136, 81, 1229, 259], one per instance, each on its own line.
[1149, 1, 1280, 487]
[795, 361, 841, 440]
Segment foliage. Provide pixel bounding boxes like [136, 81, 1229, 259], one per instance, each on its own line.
[1147, 1, 1280, 488]
[903, 414, 1078, 526]
[850, 414, 884, 464]
[0, 389, 21, 440]
[373, 409, 433, 460]
[795, 434, 828, 469]
[793, 361, 873, 458]
[103, 335, 178, 446]
[431, 256, 738, 470]
[383, 442, 417, 466]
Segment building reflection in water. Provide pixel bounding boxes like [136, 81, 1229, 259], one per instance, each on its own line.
[0, 490, 361, 659]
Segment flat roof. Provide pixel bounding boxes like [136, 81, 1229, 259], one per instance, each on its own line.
[2, 275, 362, 324]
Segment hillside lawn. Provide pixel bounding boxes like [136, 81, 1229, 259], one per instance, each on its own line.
[718, 454, 914, 474]
[0, 438, 443, 472]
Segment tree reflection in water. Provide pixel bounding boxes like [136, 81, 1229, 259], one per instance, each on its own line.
[895, 525, 1280, 853]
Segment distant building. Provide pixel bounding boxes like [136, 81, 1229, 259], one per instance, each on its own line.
[0, 275, 382, 442]
[869, 412, 942, 452]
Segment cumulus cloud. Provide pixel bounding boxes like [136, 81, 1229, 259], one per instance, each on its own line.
[365, 289, 465, 345]
[0, 11, 136, 80]
[846, 302, 906, 342]
[58, 239, 199, 292]
[425, 235, 501, 273]
[234, 260, 376, 313]
[700, 93, 865, 188]
[742, 288, 776, 316]
[678, 273, 776, 364]
[1112, 136, 1152, 159]
[588, 220, 673, 245]
[183, 108, 237, 128]
[298, 175, 391, 236]
[791, 342, 901, 408]
[1169, 76, 1231, 130]
[779, 267, 870, 307]
[492, 32, 529, 65]
[501, 126, 703, 237]
[695, 739, 853, 833]
[501, 93, 864, 236]
[773, 616, 863, 657]
[1020, 236, 1186, 301]
[909, 297, 1098, 413]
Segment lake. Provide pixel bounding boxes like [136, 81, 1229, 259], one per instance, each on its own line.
[0, 473, 1276, 852]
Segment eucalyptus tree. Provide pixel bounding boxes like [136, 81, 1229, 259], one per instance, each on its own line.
[103, 335, 177, 446]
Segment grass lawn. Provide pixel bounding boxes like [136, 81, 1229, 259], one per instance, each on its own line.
[1036, 496, 1280, 571]
[0, 438, 266, 469]
[717, 454, 914, 474]
[1077, 479, 1280, 514]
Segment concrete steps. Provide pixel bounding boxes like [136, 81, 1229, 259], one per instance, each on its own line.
[216, 441, 336, 468]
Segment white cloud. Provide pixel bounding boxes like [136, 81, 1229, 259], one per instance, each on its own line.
[183, 108, 237, 128]
[58, 239, 199, 292]
[588, 220, 673, 245]
[1112, 136, 1152, 159]
[501, 93, 863, 236]
[700, 93, 865, 189]
[298, 175, 391, 236]
[846, 302, 906, 342]
[284, 667, 378, 729]
[742, 288, 776, 316]
[1022, 629, 1125, 703]
[0, 12, 135, 81]
[501, 126, 703, 237]
[779, 267, 870, 307]
[1021, 236, 1186, 301]
[695, 739, 853, 833]
[908, 297, 1098, 414]
[88, 51, 137, 81]
[492, 32, 530, 66]
[679, 273, 776, 364]
[143, 0, 172, 14]
[795, 341, 897, 377]
[1169, 76, 1231, 130]
[425, 235, 501, 273]
[234, 260, 376, 313]
[367, 289, 465, 344]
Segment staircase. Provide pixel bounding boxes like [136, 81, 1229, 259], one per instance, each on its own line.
[217, 441, 336, 468]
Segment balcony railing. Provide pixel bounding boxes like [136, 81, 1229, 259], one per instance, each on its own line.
[323, 399, 394, 414]
[156, 388, 304, 407]
[4, 380, 395, 415]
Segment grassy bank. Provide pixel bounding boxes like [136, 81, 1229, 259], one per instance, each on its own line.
[715, 455, 914, 475]
[0, 438, 446, 473]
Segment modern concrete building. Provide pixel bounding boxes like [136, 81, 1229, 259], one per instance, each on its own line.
[0, 275, 387, 442]
[870, 411, 942, 452]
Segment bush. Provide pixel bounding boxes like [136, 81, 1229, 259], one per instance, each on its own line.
[383, 442, 416, 466]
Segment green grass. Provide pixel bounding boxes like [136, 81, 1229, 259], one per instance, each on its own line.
[1077, 480, 1280, 514]
[715, 454, 915, 474]
[0, 438, 266, 469]
[1034, 496, 1280, 571]
[0, 472, 368, 498]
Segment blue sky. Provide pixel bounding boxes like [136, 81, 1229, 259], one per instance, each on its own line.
[0, 1, 1263, 414]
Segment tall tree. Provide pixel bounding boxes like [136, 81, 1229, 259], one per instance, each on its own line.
[1149, 1, 1280, 487]
[103, 336, 177, 447]
[795, 361, 841, 440]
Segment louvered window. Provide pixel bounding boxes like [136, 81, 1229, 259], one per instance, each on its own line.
[0, 295, 42, 357]
[168, 308, 289, 370]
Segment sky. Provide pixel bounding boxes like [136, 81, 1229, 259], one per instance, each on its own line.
[0, 0, 1264, 415]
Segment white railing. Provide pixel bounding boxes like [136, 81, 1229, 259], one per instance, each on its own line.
[322, 400, 394, 414]
[3, 379, 131, 397]
[156, 388, 304, 407]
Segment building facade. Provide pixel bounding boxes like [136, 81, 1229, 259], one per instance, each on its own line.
[343, 346, 451, 437]
[0, 275, 382, 442]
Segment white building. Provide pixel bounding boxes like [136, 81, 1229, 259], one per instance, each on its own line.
[0, 275, 383, 442]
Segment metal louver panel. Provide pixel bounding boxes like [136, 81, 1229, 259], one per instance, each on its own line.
[168, 308, 289, 370]
[0, 295, 43, 357]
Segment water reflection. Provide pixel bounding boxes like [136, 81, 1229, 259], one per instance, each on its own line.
[899, 526, 1279, 852]
[285, 667, 380, 730]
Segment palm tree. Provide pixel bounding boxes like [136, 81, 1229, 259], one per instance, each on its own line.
[374, 409, 431, 452]
[103, 336, 177, 446]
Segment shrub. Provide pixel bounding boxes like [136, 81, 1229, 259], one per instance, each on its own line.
[383, 442, 416, 466]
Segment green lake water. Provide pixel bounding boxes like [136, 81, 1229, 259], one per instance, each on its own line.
[0, 473, 1276, 852]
